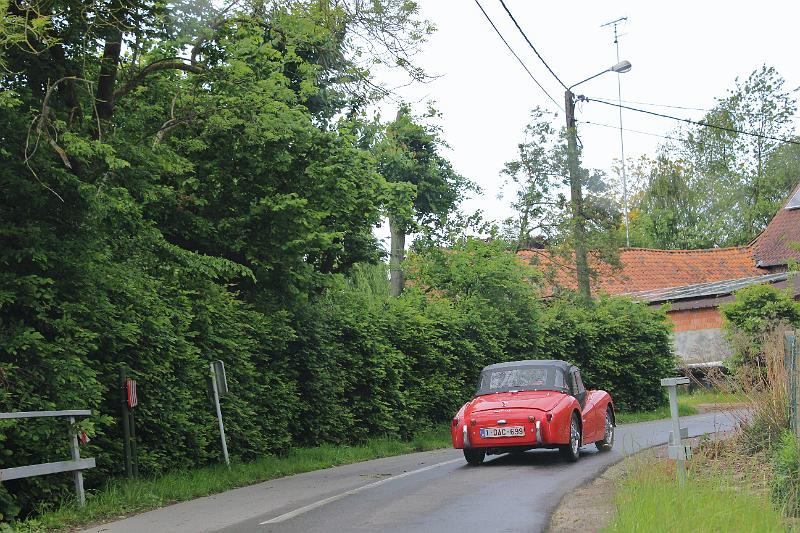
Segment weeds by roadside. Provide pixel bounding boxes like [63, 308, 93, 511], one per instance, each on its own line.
[605, 446, 786, 532]
[608, 328, 800, 531]
[12, 426, 450, 533]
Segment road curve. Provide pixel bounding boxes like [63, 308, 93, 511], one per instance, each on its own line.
[81, 411, 742, 533]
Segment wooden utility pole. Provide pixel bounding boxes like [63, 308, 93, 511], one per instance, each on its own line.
[564, 90, 591, 300]
[388, 216, 406, 297]
[119, 367, 134, 478]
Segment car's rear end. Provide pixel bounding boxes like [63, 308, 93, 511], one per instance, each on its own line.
[451, 391, 562, 454]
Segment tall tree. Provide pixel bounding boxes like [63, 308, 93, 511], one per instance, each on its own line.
[375, 105, 470, 296]
[633, 66, 799, 249]
[501, 108, 621, 286]
[0, 0, 437, 518]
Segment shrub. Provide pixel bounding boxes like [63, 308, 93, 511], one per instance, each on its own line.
[0, 238, 679, 522]
[540, 296, 676, 412]
[721, 283, 800, 365]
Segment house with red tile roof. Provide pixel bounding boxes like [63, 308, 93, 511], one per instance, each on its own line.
[520, 182, 800, 366]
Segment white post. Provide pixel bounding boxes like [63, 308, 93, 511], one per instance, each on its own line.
[210, 362, 230, 467]
[661, 377, 691, 487]
[68, 416, 86, 505]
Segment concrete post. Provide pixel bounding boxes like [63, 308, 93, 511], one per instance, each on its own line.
[661, 377, 691, 487]
[68, 416, 86, 505]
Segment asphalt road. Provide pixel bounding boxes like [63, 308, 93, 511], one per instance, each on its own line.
[81, 411, 742, 533]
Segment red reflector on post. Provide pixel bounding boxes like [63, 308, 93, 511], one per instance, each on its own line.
[126, 379, 138, 408]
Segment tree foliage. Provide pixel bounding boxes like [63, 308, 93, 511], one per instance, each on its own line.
[628, 66, 799, 249]
[501, 108, 622, 280]
[721, 284, 800, 365]
[1, 0, 674, 522]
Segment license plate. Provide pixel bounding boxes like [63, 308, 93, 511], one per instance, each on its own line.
[480, 426, 525, 438]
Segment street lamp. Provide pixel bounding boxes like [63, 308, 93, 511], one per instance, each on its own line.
[564, 61, 632, 300]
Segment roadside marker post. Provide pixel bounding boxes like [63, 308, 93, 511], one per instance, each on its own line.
[210, 360, 230, 467]
[661, 376, 691, 487]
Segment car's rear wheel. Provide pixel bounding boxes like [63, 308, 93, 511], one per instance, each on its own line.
[596, 406, 615, 452]
[559, 413, 581, 462]
[463, 448, 485, 466]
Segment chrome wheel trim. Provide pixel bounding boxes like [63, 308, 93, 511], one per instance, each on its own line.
[605, 411, 614, 443]
[570, 418, 580, 455]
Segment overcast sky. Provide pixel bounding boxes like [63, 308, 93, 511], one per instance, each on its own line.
[372, 0, 800, 248]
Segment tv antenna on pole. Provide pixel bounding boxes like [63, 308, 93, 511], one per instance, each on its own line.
[601, 16, 631, 247]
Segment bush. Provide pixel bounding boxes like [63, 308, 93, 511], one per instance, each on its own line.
[408, 239, 675, 412]
[721, 284, 800, 365]
[540, 296, 676, 412]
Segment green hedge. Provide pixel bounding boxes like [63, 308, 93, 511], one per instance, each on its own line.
[0, 239, 674, 521]
[539, 296, 675, 412]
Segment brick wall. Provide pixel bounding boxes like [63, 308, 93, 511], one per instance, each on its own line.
[668, 307, 723, 332]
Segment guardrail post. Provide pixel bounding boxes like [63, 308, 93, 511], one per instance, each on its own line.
[68, 416, 86, 506]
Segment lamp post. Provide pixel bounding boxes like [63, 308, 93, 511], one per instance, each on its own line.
[565, 60, 631, 300]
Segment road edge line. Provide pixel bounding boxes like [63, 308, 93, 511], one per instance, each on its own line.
[259, 458, 462, 525]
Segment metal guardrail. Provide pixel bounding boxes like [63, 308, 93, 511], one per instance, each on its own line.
[0, 410, 95, 505]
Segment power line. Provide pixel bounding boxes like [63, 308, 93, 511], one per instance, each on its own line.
[578, 119, 680, 142]
[497, 0, 568, 90]
[588, 95, 800, 120]
[589, 97, 710, 113]
[584, 97, 800, 146]
[473, 0, 563, 112]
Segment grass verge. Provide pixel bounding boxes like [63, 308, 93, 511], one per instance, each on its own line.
[14, 426, 451, 533]
[615, 388, 742, 425]
[605, 447, 786, 532]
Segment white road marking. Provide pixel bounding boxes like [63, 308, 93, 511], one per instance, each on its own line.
[259, 458, 462, 525]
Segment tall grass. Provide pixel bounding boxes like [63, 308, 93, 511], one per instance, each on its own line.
[13, 426, 450, 533]
[701, 328, 791, 453]
[610, 328, 798, 531]
[606, 459, 786, 532]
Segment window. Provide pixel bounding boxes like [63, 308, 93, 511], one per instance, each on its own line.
[574, 371, 586, 394]
[554, 369, 566, 389]
[788, 187, 800, 210]
[487, 368, 548, 390]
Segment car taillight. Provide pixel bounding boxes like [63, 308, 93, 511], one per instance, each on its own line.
[546, 412, 553, 422]
[452, 417, 459, 427]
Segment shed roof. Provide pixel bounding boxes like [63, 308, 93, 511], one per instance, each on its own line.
[623, 272, 790, 303]
[519, 179, 800, 296]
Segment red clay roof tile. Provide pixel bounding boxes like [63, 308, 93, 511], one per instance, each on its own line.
[519, 247, 763, 295]
[751, 182, 800, 267]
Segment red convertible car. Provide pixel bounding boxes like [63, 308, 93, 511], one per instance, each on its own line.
[451, 360, 614, 465]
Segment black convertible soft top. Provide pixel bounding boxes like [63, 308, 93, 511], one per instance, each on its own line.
[475, 359, 574, 396]
[481, 359, 572, 372]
